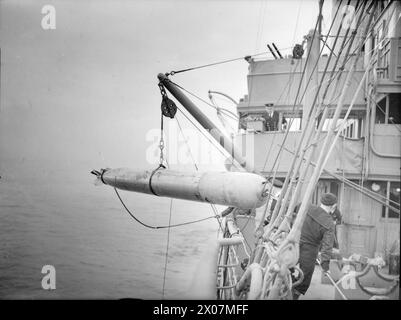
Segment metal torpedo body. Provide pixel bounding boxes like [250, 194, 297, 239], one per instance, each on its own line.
[94, 168, 268, 209]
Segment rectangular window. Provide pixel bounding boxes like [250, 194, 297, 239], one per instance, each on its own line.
[330, 181, 339, 198]
[381, 181, 400, 219]
[375, 96, 386, 124]
[389, 182, 400, 219]
[388, 93, 401, 124]
[375, 94, 401, 125]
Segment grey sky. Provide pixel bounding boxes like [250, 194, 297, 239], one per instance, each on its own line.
[0, 0, 332, 174]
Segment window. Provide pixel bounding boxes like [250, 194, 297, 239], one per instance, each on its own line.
[330, 181, 339, 198]
[375, 94, 401, 125]
[381, 182, 400, 219]
[375, 97, 386, 123]
[341, 119, 359, 138]
[389, 182, 400, 219]
[388, 93, 401, 124]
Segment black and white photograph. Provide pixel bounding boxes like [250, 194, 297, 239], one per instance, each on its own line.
[0, 0, 400, 305]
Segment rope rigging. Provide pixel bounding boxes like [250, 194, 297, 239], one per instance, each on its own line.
[165, 46, 294, 77]
[257, 0, 340, 235]
[261, 4, 325, 184]
[266, 0, 370, 233]
[237, 0, 340, 245]
[268, 0, 358, 228]
[299, 3, 401, 169]
[237, 0, 343, 241]
[274, 0, 370, 238]
[244, 12, 327, 237]
[285, 0, 377, 245]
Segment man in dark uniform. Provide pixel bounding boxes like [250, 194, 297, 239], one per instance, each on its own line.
[292, 193, 338, 299]
[263, 104, 288, 131]
[263, 105, 279, 131]
[331, 207, 342, 250]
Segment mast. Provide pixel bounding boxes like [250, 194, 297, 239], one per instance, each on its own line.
[158, 73, 254, 172]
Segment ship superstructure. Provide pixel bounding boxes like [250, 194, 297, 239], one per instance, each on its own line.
[236, 0, 400, 261]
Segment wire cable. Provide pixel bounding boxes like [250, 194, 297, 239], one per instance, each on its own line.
[162, 198, 173, 298]
[113, 187, 220, 229]
[166, 46, 294, 76]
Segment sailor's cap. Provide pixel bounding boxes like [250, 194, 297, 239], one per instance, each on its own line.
[320, 192, 337, 206]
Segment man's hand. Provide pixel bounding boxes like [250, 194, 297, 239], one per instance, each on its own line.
[332, 248, 340, 255]
[321, 260, 330, 273]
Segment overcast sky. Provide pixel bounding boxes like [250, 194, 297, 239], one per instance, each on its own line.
[0, 0, 333, 175]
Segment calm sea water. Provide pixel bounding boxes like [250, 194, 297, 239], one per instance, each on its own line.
[0, 164, 220, 299]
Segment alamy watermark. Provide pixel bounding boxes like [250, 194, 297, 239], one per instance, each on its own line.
[41, 5, 56, 30]
[41, 265, 56, 290]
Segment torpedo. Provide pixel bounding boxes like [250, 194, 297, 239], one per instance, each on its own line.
[92, 168, 269, 209]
